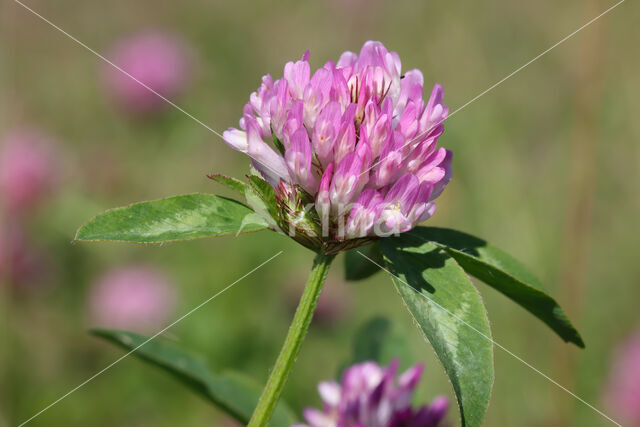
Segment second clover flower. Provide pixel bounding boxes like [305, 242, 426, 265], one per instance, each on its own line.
[223, 41, 452, 252]
[294, 360, 449, 427]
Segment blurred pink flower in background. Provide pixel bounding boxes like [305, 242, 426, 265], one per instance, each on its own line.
[604, 329, 640, 426]
[103, 31, 192, 115]
[0, 225, 48, 291]
[0, 128, 59, 214]
[286, 276, 351, 326]
[89, 266, 177, 331]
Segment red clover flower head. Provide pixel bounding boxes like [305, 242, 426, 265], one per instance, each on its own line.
[223, 41, 451, 252]
[294, 359, 449, 427]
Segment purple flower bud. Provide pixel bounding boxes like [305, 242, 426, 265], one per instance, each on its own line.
[396, 69, 424, 117]
[222, 41, 452, 252]
[316, 162, 334, 218]
[245, 119, 291, 186]
[330, 152, 363, 213]
[420, 84, 449, 138]
[250, 74, 275, 131]
[377, 174, 421, 235]
[304, 68, 333, 130]
[337, 51, 358, 69]
[398, 101, 422, 140]
[297, 359, 449, 427]
[284, 54, 311, 99]
[329, 67, 351, 111]
[222, 128, 248, 153]
[408, 183, 436, 224]
[286, 128, 319, 194]
[333, 104, 358, 165]
[428, 150, 453, 201]
[345, 189, 384, 239]
[270, 79, 291, 142]
[284, 100, 305, 145]
[312, 102, 342, 167]
[371, 134, 404, 188]
[89, 266, 176, 332]
[363, 98, 393, 159]
[103, 31, 192, 116]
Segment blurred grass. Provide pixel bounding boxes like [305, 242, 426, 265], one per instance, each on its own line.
[1, 0, 639, 426]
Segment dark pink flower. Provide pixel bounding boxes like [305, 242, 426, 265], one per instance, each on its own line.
[223, 42, 451, 251]
[295, 359, 448, 427]
[0, 128, 58, 213]
[103, 31, 192, 115]
[604, 330, 640, 426]
[89, 266, 176, 331]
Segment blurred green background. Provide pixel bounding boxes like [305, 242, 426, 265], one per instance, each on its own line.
[1, 0, 638, 425]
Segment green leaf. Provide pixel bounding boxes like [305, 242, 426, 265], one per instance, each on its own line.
[338, 317, 411, 378]
[206, 175, 278, 235]
[207, 174, 250, 195]
[75, 193, 268, 243]
[380, 237, 494, 427]
[344, 242, 383, 281]
[415, 227, 584, 348]
[345, 317, 411, 369]
[246, 175, 280, 221]
[91, 329, 297, 427]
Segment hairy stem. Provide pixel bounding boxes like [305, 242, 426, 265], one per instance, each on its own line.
[248, 252, 336, 427]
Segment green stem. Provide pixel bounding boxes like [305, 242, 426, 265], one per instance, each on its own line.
[248, 252, 336, 427]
